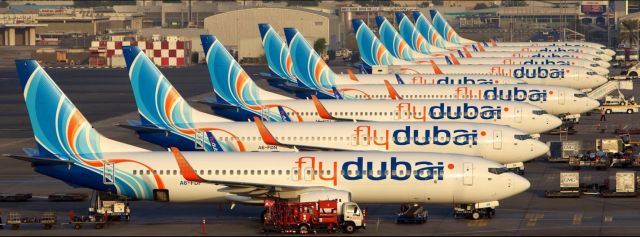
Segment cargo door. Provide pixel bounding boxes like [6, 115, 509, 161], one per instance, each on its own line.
[515, 107, 522, 123]
[558, 90, 565, 105]
[493, 130, 502, 150]
[103, 162, 115, 185]
[463, 163, 473, 186]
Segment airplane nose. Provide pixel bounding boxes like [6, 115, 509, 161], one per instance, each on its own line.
[546, 115, 563, 131]
[604, 49, 616, 57]
[591, 75, 609, 88]
[587, 98, 601, 110]
[530, 140, 550, 161]
[513, 174, 531, 194]
[595, 68, 610, 76]
[600, 61, 611, 68]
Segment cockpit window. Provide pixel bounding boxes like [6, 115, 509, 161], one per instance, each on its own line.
[586, 71, 597, 75]
[593, 58, 601, 61]
[516, 81, 527, 84]
[488, 167, 510, 175]
[574, 93, 588, 98]
[532, 110, 547, 115]
[590, 63, 599, 67]
[514, 134, 533, 140]
[596, 51, 603, 55]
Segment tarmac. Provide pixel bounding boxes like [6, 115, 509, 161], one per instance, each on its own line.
[1, 65, 640, 236]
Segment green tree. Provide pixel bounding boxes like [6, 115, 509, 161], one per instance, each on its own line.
[431, 0, 443, 6]
[473, 3, 489, 10]
[314, 38, 327, 55]
[501, 0, 528, 7]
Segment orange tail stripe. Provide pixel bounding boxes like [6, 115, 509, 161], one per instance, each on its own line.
[170, 147, 205, 183]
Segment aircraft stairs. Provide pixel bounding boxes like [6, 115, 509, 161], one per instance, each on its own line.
[587, 80, 634, 100]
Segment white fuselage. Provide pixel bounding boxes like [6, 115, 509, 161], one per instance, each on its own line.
[446, 57, 609, 76]
[387, 64, 607, 89]
[490, 42, 614, 56]
[327, 84, 600, 115]
[250, 100, 560, 134]
[186, 121, 548, 164]
[335, 74, 525, 85]
[73, 152, 530, 204]
[475, 46, 612, 61]
[460, 51, 610, 67]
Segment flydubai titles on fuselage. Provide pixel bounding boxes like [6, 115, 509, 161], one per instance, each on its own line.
[294, 156, 450, 186]
[352, 125, 481, 150]
[455, 86, 549, 102]
[410, 76, 499, 85]
[396, 102, 503, 121]
[500, 58, 574, 66]
[489, 66, 567, 79]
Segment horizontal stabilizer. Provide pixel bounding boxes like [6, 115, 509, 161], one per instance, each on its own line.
[4, 154, 73, 165]
[196, 97, 239, 109]
[114, 120, 167, 133]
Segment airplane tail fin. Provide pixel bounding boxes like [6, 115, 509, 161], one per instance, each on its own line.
[258, 23, 297, 83]
[123, 46, 229, 134]
[351, 19, 408, 66]
[283, 27, 340, 98]
[200, 35, 290, 107]
[375, 15, 427, 61]
[412, 11, 454, 49]
[428, 9, 475, 44]
[395, 12, 448, 55]
[15, 59, 147, 161]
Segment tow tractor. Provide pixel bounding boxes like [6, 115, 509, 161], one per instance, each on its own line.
[262, 199, 366, 234]
[396, 204, 428, 224]
[6, 210, 57, 230]
[453, 201, 498, 220]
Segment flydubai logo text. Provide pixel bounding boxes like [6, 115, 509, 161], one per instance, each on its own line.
[489, 66, 567, 79]
[396, 102, 503, 122]
[293, 156, 451, 186]
[410, 76, 498, 85]
[455, 86, 549, 102]
[353, 125, 481, 150]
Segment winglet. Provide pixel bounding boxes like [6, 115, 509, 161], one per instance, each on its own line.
[310, 95, 335, 119]
[346, 68, 358, 81]
[394, 74, 405, 84]
[253, 116, 280, 146]
[383, 80, 402, 100]
[170, 147, 205, 182]
[476, 42, 486, 52]
[429, 60, 444, 74]
[449, 53, 460, 65]
[462, 47, 473, 57]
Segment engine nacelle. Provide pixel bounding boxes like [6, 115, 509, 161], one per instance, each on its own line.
[298, 190, 352, 214]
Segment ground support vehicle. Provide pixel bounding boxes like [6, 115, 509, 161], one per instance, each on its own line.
[545, 172, 581, 198]
[88, 191, 130, 221]
[453, 202, 497, 220]
[395, 204, 428, 224]
[7, 211, 56, 230]
[600, 105, 640, 114]
[547, 141, 582, 163]
[262, 199, 366, 234]
[601, 172, 638, 198]
[569, 154, 610, 170]
[68, 215, 107, 229]
[0, 193, 32, 202]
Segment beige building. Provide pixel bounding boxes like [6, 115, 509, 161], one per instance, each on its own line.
[35, 9, 110, 35]
[0, 14, 47, 46]
[203, 7, 339, 61]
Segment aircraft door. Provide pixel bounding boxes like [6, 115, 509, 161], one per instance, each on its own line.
[558, 90, 565, 105]
[103, 162, 115, 185]
[515, 107, 522, 123]
[493, 130, 502, 150]
[463, 163, 473, 186]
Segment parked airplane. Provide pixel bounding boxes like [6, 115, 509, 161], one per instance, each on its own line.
[394, 12, 609, 74]
[353, 19, 607, 90]
[378, 15, 608, 76]
[427, 9, 616, 57]
[259, 24, 525, 91]
[120, 46, 548, 165]
[200, 35, 561, 135]
[10, 59, 530, 214]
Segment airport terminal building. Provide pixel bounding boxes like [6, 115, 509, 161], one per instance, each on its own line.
[203, 7, 340, 62]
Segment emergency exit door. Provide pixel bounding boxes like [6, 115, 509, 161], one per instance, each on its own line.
[558, 90, 565, 105]
[463, 163, 473, 186]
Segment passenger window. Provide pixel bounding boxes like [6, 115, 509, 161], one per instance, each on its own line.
[133, 170, 137, 175]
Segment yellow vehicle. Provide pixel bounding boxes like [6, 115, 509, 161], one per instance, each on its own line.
[600, 104, 640, 114]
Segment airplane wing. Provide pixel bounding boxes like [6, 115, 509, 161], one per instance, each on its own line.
[169, 147, 334, 200]
[252, 117, 353, 151]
